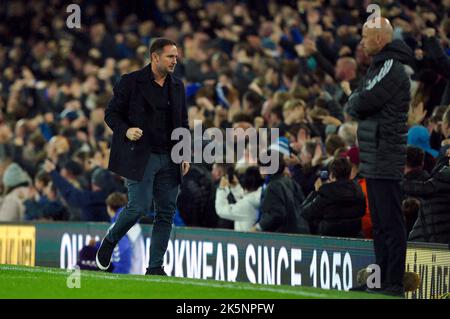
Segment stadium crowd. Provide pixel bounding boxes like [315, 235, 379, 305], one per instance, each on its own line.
[0, 0, 449, 244]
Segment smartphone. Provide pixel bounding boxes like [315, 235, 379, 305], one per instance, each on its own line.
[318, 170, 329, 181]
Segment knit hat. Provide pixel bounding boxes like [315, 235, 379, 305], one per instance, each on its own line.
[268, 136, 290, 156]
[407, 125, 439, 158]
[2, 163, 31, 189]
[342, 146, 360, 166]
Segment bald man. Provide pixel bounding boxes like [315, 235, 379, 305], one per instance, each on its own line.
[345, 17, 414, 297]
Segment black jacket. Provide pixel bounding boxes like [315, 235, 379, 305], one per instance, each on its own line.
[422, 36, 450, 106]
[346, 40, 414, 180]
[259, 174, 310, 234]
[177, 164, 232, 229]
[300, 180, 366, 237]
[403, 158, 450, 244]
[105, 64, 189, 181]
[403, 168, 431, 234]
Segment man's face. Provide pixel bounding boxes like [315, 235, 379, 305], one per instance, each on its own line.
[153, 45, 178, 74]
[361, 27, 380, 56]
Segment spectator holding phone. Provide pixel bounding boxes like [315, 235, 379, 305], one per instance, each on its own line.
[300, 157, 366, 237]
[215, 166, 263, 231]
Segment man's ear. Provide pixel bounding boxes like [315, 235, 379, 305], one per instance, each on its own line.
[151, 52, 159, 63]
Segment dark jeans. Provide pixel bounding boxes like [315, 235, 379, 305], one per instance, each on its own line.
[106, 152, 179, 269]
[366, 178, 406, 288]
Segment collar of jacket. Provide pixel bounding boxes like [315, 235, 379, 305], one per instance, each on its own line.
[136, 64, 180, 110]
[137, 63, 178, 85]
[268, 172, 285, 183]
[372, 39, 414, 67]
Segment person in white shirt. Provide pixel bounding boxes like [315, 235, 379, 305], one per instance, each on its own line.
[215, 166, 263, 231]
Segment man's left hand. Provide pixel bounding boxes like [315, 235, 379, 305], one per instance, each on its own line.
[181, 161, 190, 176]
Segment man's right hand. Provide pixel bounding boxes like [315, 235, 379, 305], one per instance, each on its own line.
[126, 128, 143, 141]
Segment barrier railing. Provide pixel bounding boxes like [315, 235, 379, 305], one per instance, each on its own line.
[1, 222, 448, 299]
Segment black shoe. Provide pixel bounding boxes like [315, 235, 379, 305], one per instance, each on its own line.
[145, 266, 167, 276]
[365, 287, 384, 294]
[96, 238, 115, 271]
[380, 285, 405, 298]
[350, 284, 368, 291]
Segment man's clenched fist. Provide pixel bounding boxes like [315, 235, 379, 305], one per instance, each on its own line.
[126, 128, 143, 141]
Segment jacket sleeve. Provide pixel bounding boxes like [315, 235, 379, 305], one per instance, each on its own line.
[300, 191, 328, 221]
[215, 188, 257, 222]
[50, 171, 94, 208]
[259, 186, 285, 231]
[423, 36, 450, 78]
[312, 51, 336, 79]
[0, 196, 22, 221]
[230, 185, 244, 200]
[24, 199, 44, 220]
[345, 60, 406, 119]
[104, 74, 132, 138]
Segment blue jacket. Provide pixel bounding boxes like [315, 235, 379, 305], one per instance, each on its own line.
[50, 171, 109, 222]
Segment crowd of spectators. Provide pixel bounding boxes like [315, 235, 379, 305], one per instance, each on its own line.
[0, 0, 449, 244]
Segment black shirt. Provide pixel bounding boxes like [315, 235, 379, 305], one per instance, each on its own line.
[149, 74, 173, 153]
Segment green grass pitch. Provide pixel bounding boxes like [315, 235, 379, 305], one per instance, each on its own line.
[0, 264, 394, 299]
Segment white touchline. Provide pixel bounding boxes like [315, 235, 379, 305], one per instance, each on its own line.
[0, 266, 329, 298]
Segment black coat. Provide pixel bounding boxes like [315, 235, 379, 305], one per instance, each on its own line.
[300, 180, 366, 237]
[259, 174, 310, 234]
[422, 36, 450, 106]
[345, 40, 414, 180]
[105, 64, 189, 181]
[403, 168, 431, 234]
[403, 160, 450, 244]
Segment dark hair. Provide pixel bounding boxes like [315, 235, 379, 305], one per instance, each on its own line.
[270, 104, 284, 121]
[402, 197, 420, 218]
[35, 170, 51, 186]
[63, 160, 83, 176]
[150, 38, 177, 56]
[258, 150, 285, 175]
[241, 166, 263, 192]
[328, 157, 352, 181]
[106, 192, 128, 211]
[232, 112, 253, 124]
[288, 123, 311, 139]
[325, 134, 346, 156]
[406, 146, 425, 169]
[243, 90, 263, 107]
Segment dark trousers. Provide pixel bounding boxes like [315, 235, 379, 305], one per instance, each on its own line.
[366, 178, 406, 287]
[106, 152, 179, 269]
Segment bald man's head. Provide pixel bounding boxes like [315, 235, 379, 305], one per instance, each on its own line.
[361, 17, 394, 56]
[335, 57, 357, 81]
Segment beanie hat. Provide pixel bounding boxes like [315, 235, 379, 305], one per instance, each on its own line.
[2, 163, 31, 189]
[343, 146, 360, 166]
[269, 136, 290, 156]
[407, 125, 439, 158]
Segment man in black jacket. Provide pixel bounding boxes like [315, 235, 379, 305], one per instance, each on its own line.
[404, 154, 450, 244]
[300, 157, 366, 238]
[96, 38, 190, 276]
[345, 17, 414, 296]
[254, 152, 310, 234]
